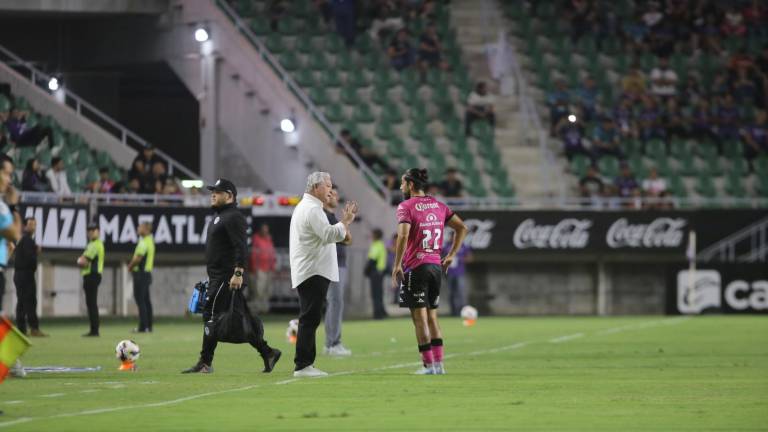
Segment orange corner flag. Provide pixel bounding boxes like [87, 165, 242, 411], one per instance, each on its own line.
[0, 317, 31, 383]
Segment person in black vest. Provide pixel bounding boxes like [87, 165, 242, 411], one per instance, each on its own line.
[14, 217, 46, 337]
[182, 178, 281, 374]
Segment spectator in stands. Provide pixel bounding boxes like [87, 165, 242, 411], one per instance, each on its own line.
[268, 0, 287, 32]
[127, 177, 142, 194]
[576, 76, 599, 122]
[614, 164, 641, 207]
[556, 115, 590, 161]
[721, 5, 747, 37]
[662, 98, 690, 139]
[5, 107, 54, 149]
[135, 145, 163, 173]
[613, 98, 639, 140]
[45, 157, 71, 196]
[438, 168, 463, 198]
[417, 22, 449, 76]
[567, 0, 594, 42]
[547, 79, 571, 135]
[426, 183, 442, 198]
[368, 1, 403, 43]
[388, 29, 415, 71]
[162, 178, 183, 196]
[594, 4, 621, 49]
[591, 116, 623, 159]
[642, 1, 664, 31]
[642, 167, 668, 202]
[696, 13, 722, 54]
[621, 67, 647, 101]
[733, 67, 758, 106]
[649, 56, 679, 99]
[714, 94, 741, 143]
[637, 96, 665, 141]
[313, 0, 332, 24]
[21, 158, 49, 192]
[689, 98, 718, 143]
[382, 169, 403, 205]
[464, 81, 496, 137]
[128, 159, 153, 193]
[742, 0, 766, 30]
[97, 168, 114, 193]
[680, 75, 703, 108]
[740, 110, 768, 162]
[151, 160, 167, 183]
[332, 0, 357, 48]
[579, 165, 605, 206]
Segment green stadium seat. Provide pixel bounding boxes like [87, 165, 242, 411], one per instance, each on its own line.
[695, 175, 717, 198]
[278, 17, 302, 36]
[279, 52, 301, 71]
[731, 157, 750, 177]
[264, 34, 284, 53]
[339, 87, 358, 105]
[308, 87, 331, 106]
[307, 52, 329, 71]
[597, 155, 620, 179]
[668, 175, 688, 197]
[324, 104, 345, 123]
[295, 69, 314, 87]
[409, 122, 428, 141]
[375, 121, 396, 141]
[724, 173, 747, 198]
[352, 104, 375, 123]
[381, 103, 403, 124]
[249, 17, 270, 36]
[570, 154, 591, 177]
[700, 156, 723, 176]
[645, 139, 666, 160]
[418, 136, 437, 157]
[347, 70, 369, 89]
[318, 69, 343, 88]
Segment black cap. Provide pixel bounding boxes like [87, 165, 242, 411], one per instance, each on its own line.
[206, 178, 237, 197]
[87, 222, 99, 230]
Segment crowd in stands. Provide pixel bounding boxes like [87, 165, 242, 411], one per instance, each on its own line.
[540, 0, 768, 205]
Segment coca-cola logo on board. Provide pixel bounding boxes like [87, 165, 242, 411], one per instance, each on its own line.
[513, 218, 592, 249]
[463, 219, 495, 249]
[606, 217, 687, 248]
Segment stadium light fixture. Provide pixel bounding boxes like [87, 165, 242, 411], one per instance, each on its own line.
[280, 118, 295, 133]
[194, 27, 209, 43]
[48, 77, 60, 92]
[181, 179, 204, 188]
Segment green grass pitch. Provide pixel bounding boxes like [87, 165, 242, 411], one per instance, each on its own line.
[0, 316, 766, 431]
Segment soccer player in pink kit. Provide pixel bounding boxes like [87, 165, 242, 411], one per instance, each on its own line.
[391, 168, 468, 375]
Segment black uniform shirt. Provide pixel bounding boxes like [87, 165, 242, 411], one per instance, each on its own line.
[14, 233, 38, 272]
[205, 202, 247, 280]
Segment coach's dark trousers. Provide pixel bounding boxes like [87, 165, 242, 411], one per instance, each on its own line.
[133, 271, 153, 332]
[368, 271, 387, 319]
[198, 276, 272, 366]
[83, 274, 101, 335]
[294, 275, 330, 371]
[14, 270, 39, 334]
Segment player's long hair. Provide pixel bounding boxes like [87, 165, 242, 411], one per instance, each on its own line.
[404, 168, 429, 192]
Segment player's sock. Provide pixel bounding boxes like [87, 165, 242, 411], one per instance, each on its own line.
[418, 343, 434, 366]
[430, 338, 444, 363]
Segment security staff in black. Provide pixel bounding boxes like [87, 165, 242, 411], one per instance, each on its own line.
[13, 217, 46, 337]
[182, 178, 281, 374]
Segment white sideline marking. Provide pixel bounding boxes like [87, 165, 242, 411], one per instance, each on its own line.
[549, 333, 584, 344]
[0, 318, 689, 428]
[39, 393, 65, 398]
[79, 390, 100, 394]
[3, 401, 23, 405]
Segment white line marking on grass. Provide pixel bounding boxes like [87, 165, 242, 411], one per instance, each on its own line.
[0, 318, 689, 428]
[594, 317, 690, 336]
[549, 333, 584, 343]
[3, 401, 23, 405]
[79, 390, 100, 394]
[39, 393, 65, 398]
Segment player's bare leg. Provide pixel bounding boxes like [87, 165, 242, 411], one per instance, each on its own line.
[411, 307, 435, 374]
[427, 309, 445, 374]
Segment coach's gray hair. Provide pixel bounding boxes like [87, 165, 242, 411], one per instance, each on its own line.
[305, 171, 331, 193]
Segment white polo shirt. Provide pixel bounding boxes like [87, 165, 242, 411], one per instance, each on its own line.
[289, 193, 347, 288]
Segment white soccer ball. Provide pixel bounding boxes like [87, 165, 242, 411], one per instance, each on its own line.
[286, 319, 299, 344]
[461, 305, 478, 321]
[115, 340, 140, 362]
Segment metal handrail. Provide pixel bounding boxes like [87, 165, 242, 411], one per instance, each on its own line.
[0, 43, 199, 180]
[214, 0, 390, 200]
[697, 216, 768, 262]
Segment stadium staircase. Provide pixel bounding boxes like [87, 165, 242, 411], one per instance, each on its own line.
[450, 0, 564, 199]
[500, 0, 768, 206]
[224, 0, 515, 198]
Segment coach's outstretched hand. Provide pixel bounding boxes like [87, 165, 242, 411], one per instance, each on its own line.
[341, 201, 358, 225]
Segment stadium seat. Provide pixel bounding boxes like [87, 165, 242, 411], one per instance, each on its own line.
[570, 154, 591, 177]
[597, 156, 620, 179]
[352, 104, 375, 123]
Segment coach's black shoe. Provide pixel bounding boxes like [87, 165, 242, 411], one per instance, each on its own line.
[82, 332, 99, 337]
[262, 349, 281, 373]
[181, 362, 213, 374]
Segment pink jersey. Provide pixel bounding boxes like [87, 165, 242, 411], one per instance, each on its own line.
[396, 196, 455, 272]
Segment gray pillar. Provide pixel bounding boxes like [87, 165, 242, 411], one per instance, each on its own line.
[596, 260, 611, 316]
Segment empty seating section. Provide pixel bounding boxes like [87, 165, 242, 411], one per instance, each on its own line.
[225, 0, 515, 198]
[501, 1, 768, 205]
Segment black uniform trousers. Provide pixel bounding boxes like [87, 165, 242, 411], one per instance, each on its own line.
[294, 275, 330, 371]
[198, 275, 272, 365]
[14, 270, 39, 334]
[133, 271, 153, 331]
[83, 274, 101, 334]
[368, 271, 387, 319]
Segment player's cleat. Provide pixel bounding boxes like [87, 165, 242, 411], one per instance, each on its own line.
[82, 332, 99, 337]
[432, 362, 446, 375]
[131, 328, 152, 334]
[293, 365, 328, 377]
[262, 349, 281, 373]
[181, 362, 213, 374]
[10, 360, 26, 378]
[414, 365, 436, 375]
[29, 329, 48, 337]
[324, 344, 352, 356]
[118, 360, 137, 371]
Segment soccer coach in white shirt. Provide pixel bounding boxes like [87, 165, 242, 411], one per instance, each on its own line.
[290, 172, 358, 377]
